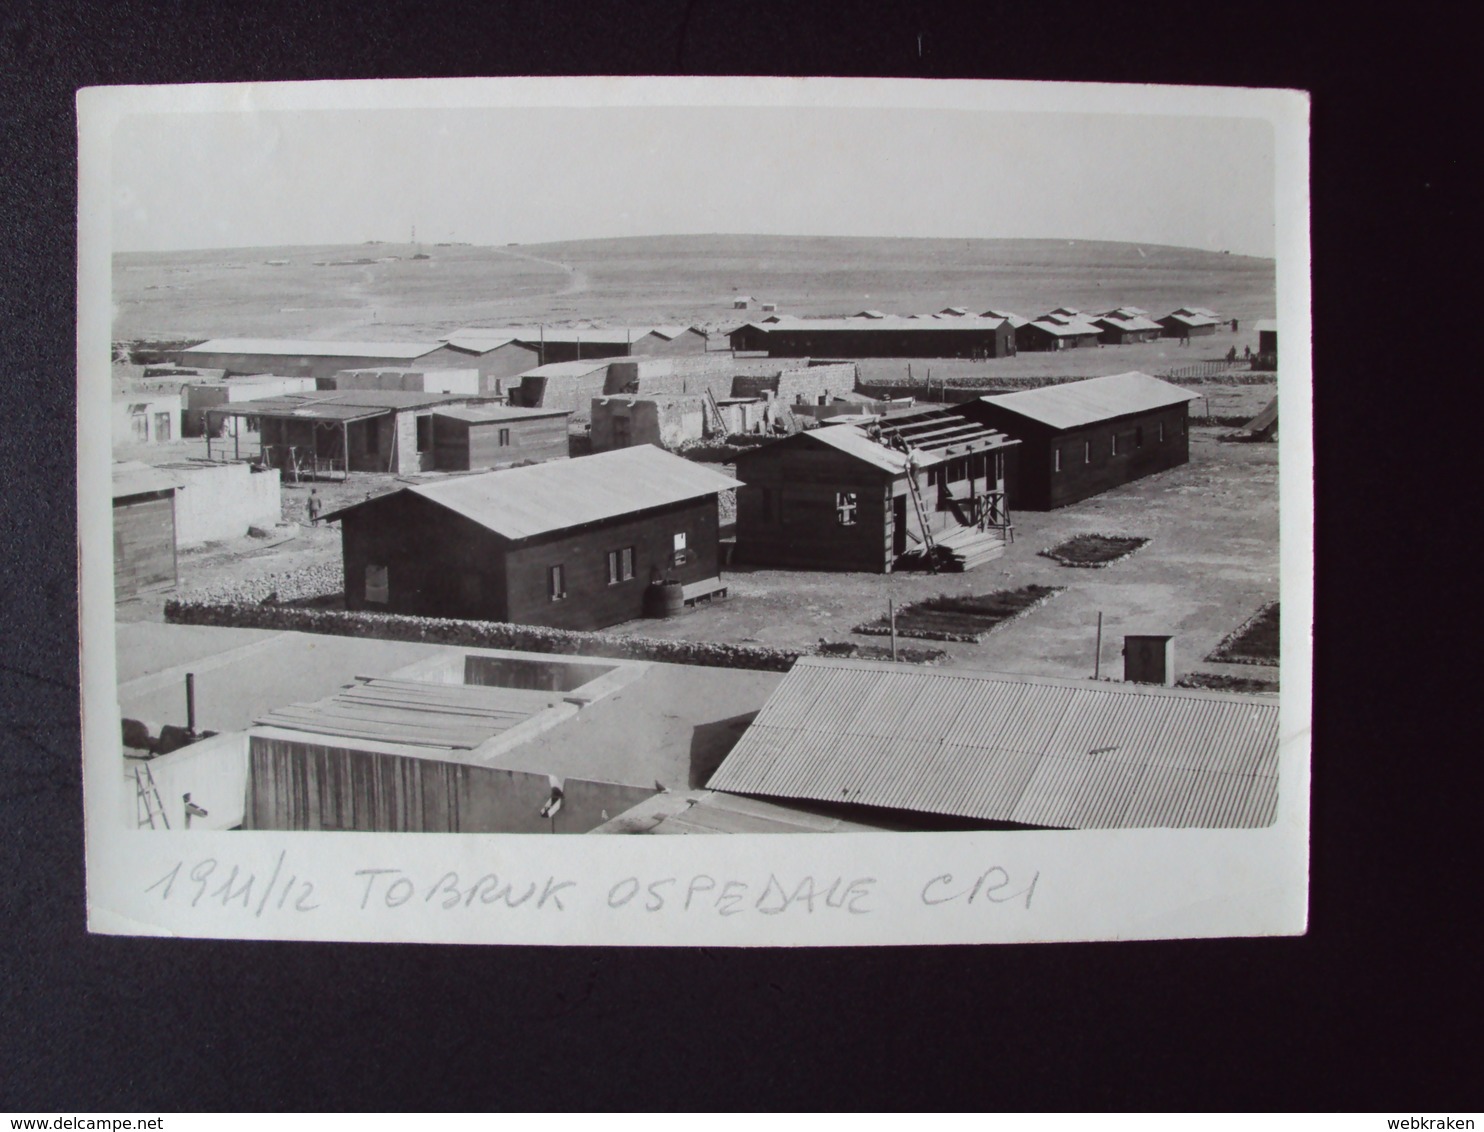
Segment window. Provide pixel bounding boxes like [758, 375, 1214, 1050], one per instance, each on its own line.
[416, 415, 433, 453]
[1158, 420, 1166, 443]
[836, 491, 858, 526]
[1054, 448, 1062, 473]
[154, 412, 172, 442]
[606, 547, 635, 585]
[1083, 440, 1091, 464]
[498, 428, 511, 447]
[672, 532, 689, 567]
[365, 565, 389, 604]
[548, 564, 566, 601]
[1111, 433, 1119, 456]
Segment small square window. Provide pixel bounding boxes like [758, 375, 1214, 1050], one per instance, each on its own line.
[1083, 440, 1091, 464]
[673, 532, 687, 552]
[1054, 449, 1062, 473]
[1111, 434, 1119, 456]
[498, 428, 511, 446]
[836, 491, 858, 526]
[548, 564, 566, 601]
[1158, 421, 1166, 442]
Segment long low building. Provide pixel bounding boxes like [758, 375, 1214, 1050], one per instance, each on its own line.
[728, 316, 1017, 358]
[959, 372, 1198, 510]
[706, 656, 1280, 830]
[171, 338, 488, 380]
[446, 325, 710, 365]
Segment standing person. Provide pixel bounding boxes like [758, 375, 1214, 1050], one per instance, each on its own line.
[306, 488, 322, 527]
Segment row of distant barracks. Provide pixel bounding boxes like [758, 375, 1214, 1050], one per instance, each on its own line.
[277, 374, 1196, 632]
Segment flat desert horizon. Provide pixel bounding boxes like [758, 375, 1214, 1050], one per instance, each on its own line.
[112, 233, 1276, 342]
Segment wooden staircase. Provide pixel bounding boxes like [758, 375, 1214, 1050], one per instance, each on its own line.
[933, 524, 1008, 572]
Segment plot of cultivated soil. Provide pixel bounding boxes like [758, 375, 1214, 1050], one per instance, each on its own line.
[854, 586, 1062, 642]
[1042, 534, 1149, 567]
[1207, 602, 1280, 665]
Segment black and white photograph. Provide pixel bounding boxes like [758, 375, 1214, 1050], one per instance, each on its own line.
[78, 76, 1311, 946]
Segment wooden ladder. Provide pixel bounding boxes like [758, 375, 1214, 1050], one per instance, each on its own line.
[134, 763, 170, 829]
[904, 466, 939, 573]
[704, 388, 727, 437]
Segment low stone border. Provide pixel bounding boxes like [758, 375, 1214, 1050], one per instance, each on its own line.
[164, 599, 805, 672]
[1176, 671, 1279, 695]
[816, 641, 948, 665]
[1038, 533, 1151, 569]
[1206, 601, 1280, 666]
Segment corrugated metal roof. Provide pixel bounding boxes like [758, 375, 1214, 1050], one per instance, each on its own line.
[210, 390, 474, 420]
[1161, 312, 1220, 328]
[740, 316, 1009, 333]
[1024, 318, 1105, 337]
[254, 676, 560, 750]
[112, 461, 180, 499]
[514, 359, 615, 380]
[707, 657, 1279, 829]
[181, 338, 442, 359]
[442, 336, 521, 353]
[979, 372, 1198, 430]
[650, 325, 702, 340]
[1091, 314, 1163, 332]
[330, 446, 741, 539]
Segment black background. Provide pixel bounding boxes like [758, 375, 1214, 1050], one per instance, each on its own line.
[1, 0, 1475, 1111]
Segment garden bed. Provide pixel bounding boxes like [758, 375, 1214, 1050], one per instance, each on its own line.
[853, 585, 1063, 643]
[1039, 533, 1150, 568]
[1206, 602, 1280, 665]
[1176, 672, 1279, 694]
[816, 641, 948, 665]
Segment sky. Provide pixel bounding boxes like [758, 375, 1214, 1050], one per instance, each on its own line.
[111, 102, 1276, 257]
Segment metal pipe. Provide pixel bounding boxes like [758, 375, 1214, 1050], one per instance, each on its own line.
[1094, 613, 1103, 680]
[185, 672, 196, 734]
[889, 598, 898, 662]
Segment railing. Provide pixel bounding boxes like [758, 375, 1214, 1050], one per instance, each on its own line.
[1157, 361, 1247, 380]
[264, 445, 348, 483]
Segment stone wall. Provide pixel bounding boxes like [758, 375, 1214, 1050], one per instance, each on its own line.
[165, 596, 806, 672]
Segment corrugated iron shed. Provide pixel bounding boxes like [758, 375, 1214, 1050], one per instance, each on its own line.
[181, 338, 443, 359]
[978, 372, 1198, 431]
[707, 657, 1280, 829]
[326, 445, 741, 540]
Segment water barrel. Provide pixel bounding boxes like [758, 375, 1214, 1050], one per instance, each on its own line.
[647, 580, 685, 618]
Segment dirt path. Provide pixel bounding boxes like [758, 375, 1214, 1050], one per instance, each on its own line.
[486, 245, 589, 301]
